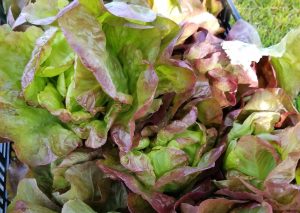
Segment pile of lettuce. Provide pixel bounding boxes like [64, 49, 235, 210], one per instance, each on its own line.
[2, 0, 300, 212]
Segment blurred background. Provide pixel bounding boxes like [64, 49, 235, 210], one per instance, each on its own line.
[234, 0, 300, 46]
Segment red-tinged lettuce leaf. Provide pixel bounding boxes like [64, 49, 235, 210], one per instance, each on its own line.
[179, 81, 212, 113]
[154, 144, 225, 192]
[77, 0, 104, 16]
[207, 68, 238, 107]
[278, 123, 300, 160]
[185, 32, 228, 75]
[8, 179, 60, 212]
[217, 172, 271, 199]
[58, 1, 168, 133]
[121, 150, 156, 187]
[265, 153, 300, 186]
[139, 92, 175, 130]
[264, 183, 300, 211]
[62, 200, 96, 213]
[224, 135, 279, 181]
[111, 65, 158, 152]
[4, 104, 82, 166]
[97, 158, 176, 213]
[193, 198, 241, 213]
[114, 107, 224, 194]
[99, 16, 163, 151]
[62, 57, 119, 148]
[255, 56, 277, 88]
[13, 0, 69, 28]
[7, 156, 29, 200]
[148, 147, 189, 178]
[71, 57, 109, 115]
[262, 153, 300, 211]
[73, 119, 110, 149]
[223, 27, 300, 98]
[214, 175, 260, 194]
[181, 198, 272, 213]
[51, 150, 101, 190]
[10, 201, 58, 213]
[110, 123, 135, 153]
[230, 202, 273, 213]
[0, 26, 82, 166]
[216, 188, 264, 204]
[102, 22, 161, 115]
[180, 203, 198, 213]
[52, 160, 128, 212]
[151, 0, 220, 42]
[127, 193, 156, 213]
[227, 19, 262, 46]
[105, 1, 156, 22]
[185, 32, 223, 63]
[155, 106, 198, 144]
[174, 179, 216, 210]
[186, 31, 258, 89]
[176, 14, 220, 45]
[58, 2, 131, 104]
[196, 98, 223, 126]
[184, 32, 259, 108]
[132, 65, 159, 120]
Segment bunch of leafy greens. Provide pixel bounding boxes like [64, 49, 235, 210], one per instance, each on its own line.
[2, 0, 300, 212]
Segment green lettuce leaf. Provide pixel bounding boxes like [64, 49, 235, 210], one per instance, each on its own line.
[8, 179, 59, 212]
[53, 161, 110, 204]
[58, 2, 131, 104]
[13, 0, 69, 28]
[278, 122, 300, 160]
[0, 26, 82, 166]
[121, 150, 156, 187]
[52, 160, 128, 212]
[22, 27, 74, 106]
[228, 112, 280, 142]
[241, 89, 297, 115]
[271, 27, 300, 98]
[224, 135, 279, 181]
[70, 57, 109, 114]
[62, 200, 96, 213]
[78, 0, 104, 16]
[106, 107, 224, 196]
[97, 145, 176, 213]
[105, 1, 156, 23]
[155, 64, 196, 96]
[51, 150, 101, 191]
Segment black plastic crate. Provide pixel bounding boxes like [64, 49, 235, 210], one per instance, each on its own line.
[0, 143, 10, 213]
[0, 0, 239, 212]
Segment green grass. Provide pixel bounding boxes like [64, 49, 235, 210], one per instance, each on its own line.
[234, 0, 300, 46]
